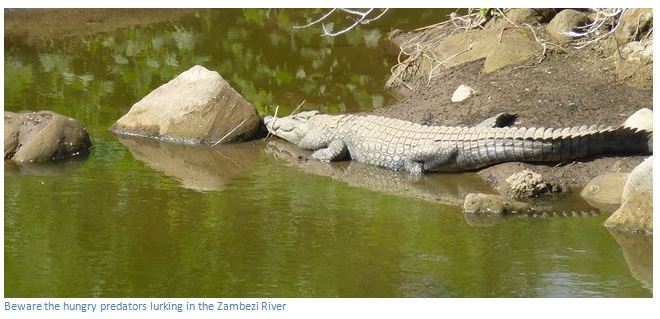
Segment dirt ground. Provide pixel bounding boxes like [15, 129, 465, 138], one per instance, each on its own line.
[371, 45, 652, 193]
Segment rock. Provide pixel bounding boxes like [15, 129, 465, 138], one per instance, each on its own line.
[603, 158, 653, 233]
[505, 169, 554, 198]
[615, 9, 653, 45]
[386, 27, 544, 88]
[621, 157, 652, 203]
[579, 172, 629, 211]
[622, 108, 653, 132]
[451, 84, 476, 102]
[487, 8, 557, 28]
[4, 111, 91, 163]
[479, 162, 569, 197]
[616, 40, 653, 89]
[384, 29, 416, 56]
[604, 191, 652, 234]
[546, 9, 591, 43]
[4, 112, 21, 158]
[463, 193, 532, 215]
[111, 65, 261, 145]
[483, 34, 542, 73]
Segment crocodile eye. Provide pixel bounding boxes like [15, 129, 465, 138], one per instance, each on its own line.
[281, 122, 294, 132]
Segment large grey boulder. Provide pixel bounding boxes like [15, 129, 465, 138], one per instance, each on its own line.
[546, 9, 591, 43]
[5, 111, 91, 163]
[111, 65, 261, 145]
[604, 157, 653, 234]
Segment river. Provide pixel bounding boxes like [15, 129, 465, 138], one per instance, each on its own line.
[4, 8, 651, 297]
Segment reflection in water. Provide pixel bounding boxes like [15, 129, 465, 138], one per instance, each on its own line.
[464, 194, 601, 227]
[4, 156, 88, 176]
[608, 230, 653, 290]
[265, 138, 493, 206]
[118, 137, 259, 191]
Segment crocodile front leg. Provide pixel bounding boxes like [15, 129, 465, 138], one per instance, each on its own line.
[311, 139, 348, 162]
[404, 144, 457, 175]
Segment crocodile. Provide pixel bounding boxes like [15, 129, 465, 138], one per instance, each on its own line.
[264, 108, 652, 175]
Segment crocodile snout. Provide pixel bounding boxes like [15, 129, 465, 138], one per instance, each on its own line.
[264, 116, 277, 130]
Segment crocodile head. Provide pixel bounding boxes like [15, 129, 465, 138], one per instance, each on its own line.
[264, 110, 321, 144]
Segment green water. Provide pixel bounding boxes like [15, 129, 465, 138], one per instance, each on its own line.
[4, 9, 652, 297]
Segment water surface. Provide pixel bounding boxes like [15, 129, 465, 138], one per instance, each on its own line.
[4, 9, 651, 297]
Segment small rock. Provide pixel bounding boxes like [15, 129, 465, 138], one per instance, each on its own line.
[615, 9, 653, 45]
[505, 169, 553, 198]
[580, 172, 629, 211]
[546, 9, 591, 43]
[451, 85, 476, 103]
[463, 193, 531, 215]
[4, 111, 91, 163]
[111, 65, 261, 145]
[622, 108, 653, 132]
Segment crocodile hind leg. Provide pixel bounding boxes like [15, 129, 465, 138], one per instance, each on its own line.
[404, 145, 458, 175]
[311, 139, 348, 162]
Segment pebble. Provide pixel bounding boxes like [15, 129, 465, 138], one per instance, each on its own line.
[451, 84, 476, 103]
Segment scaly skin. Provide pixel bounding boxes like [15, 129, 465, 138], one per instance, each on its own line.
[264, 110, 652, 175]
